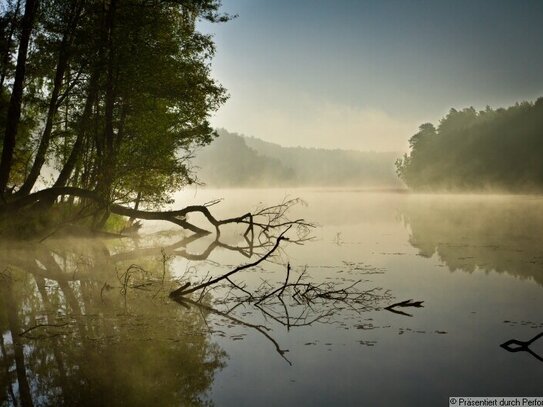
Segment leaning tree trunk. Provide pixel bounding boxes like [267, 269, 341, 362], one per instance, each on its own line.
[0, 0, 22, 90]
[18, 35, 71, 195]
[93, 0, 118, 208]
[53, 70, 100, 189]
[0, 0, 38, 197]
[18, 1, 83, 196]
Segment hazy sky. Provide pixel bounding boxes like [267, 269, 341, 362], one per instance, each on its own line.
[202, 0, 543, 152]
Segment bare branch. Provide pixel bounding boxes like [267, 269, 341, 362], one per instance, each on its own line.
[169, 226, 291, 297]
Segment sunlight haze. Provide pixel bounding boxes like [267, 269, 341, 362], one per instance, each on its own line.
[203, 0, 543, 152]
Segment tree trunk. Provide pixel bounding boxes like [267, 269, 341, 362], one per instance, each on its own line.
[94, 0, 118, 200]
[18, 34, 71, 195]
[0, 0, 22, 90]
[0, 0, 38, 196]
[18, 1, 83, 195]
[53, 70, 100, 189]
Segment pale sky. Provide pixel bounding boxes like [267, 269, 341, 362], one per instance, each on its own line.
[202, 0, 543, 152]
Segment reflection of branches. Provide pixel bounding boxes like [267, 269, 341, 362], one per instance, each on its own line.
[169, 261, 389, 363]
[501, 332, 543, 363]
[170, 227, 291, 298]
[19, 322, 73, 338]
[172, 252, 387, 322]
[246, 274, 386, 330]
[1, 197, 337, 367]
[106, 198, 313, 268]
[173, 296, 292, 366]
[1, 197, 312, 289]
[168, 232, 390, 363]
[2, 196, 319, 406]
[384, 299, 424, 317]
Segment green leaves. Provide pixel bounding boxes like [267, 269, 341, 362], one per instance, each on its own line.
[1, 0, 228, 208]
[397, 98, 543, 191]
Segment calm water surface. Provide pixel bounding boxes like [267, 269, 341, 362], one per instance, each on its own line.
[1, 189, 543, 406]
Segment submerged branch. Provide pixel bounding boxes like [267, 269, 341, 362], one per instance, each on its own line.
[169, 227, 291, 297]
[384, 299, 424, 317]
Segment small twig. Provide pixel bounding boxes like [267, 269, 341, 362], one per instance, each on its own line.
[19, 322, 72, 337]
[278, 263, 290, 298]
[226, 277, 254, 300]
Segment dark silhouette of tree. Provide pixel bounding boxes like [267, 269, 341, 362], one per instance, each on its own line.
[396, 98, 543, 192]
[0, 0, 232, 234]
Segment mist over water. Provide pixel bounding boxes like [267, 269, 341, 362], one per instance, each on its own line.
[200, 190, 543, 405]
[2, 0, 542, 405]
[2, 188, 543, 405]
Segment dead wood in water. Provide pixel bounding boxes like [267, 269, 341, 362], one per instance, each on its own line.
[169, 227, 291, 298]
[384, 299, 424, 317]
[169, 226, 390, 333]
[501, 332, 543, 363]
[1, 187, 313, 240]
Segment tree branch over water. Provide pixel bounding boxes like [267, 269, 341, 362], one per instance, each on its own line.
[2, 187, 314, 241]
[169, 227, 292, 298]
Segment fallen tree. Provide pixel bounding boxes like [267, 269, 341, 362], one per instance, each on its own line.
[1, 184, 313, 241]
[1, 205, 397, 366]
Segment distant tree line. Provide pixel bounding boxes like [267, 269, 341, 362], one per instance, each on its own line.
[396, 98, 543, 192]
[195, 129, 402, 187]
[193, 130, 294, 187]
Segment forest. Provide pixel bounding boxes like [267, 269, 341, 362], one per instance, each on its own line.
[195, 129, 401, 187]
[0, 0, 231, 236]
[396, 98, 543, 192]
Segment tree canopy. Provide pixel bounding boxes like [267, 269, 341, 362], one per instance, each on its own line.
[0, 0, 229, 231]
[396, 98, 543, 192]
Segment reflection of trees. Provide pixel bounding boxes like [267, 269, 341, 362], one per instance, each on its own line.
[0, 200, 314, 406]
[0, 199, 389, 404]
[0, 233, 232, 406]
[402, 197, 543, 285]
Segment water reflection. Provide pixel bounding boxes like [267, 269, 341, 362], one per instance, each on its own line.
[501, 332, 543, 363]
[0, 233, 233, 406]
[402, 196, 543, 285]
[0, 219, 328, 406]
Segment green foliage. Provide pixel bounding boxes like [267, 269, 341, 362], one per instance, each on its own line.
[396, 98, 543, 192]
[0, 0, 229, 211]
[103, 213, 130, 233]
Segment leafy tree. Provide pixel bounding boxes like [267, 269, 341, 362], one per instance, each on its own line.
[396, 98, 543, 192]
[0, 0, 230, 232]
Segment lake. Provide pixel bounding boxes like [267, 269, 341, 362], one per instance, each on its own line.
[1, 189, 543, 406]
